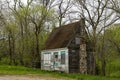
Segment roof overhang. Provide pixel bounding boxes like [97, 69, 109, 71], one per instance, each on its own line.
[41, 47, 68, 52]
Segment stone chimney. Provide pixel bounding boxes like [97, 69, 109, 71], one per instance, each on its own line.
[79, 18, 87, 74]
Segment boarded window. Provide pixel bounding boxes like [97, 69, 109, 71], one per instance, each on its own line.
[61, 51, 65, 64]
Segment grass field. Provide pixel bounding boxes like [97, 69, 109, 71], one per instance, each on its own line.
[0, 65, 119, 80]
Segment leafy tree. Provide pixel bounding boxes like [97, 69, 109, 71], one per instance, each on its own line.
[4, 0, 55, 67]
[4, 22, 18, 65]
[105, 24, 120, 56]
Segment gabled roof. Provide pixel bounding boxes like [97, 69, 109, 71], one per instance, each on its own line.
[44, 21, 83, 50]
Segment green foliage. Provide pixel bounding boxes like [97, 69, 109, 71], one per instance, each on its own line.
[106, 26, 120, 47]
[104, 25, 120, 59]
[0, 0, 54, 67]
[106, 58, 120, 77]
[4, 22, 18, 35]
[96, 24, 120, 76]
[105, 25, 120, 76]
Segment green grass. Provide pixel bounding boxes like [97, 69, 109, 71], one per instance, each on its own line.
[0, 65, 119, 80]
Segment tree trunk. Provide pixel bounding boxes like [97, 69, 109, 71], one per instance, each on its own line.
[8, 34, 12, 65]
[101, 59, 106, 76]
[92, 29, 97, 75]
[19, 21, 24, 65]
[12, 37, 16, 65]
[19, 52, 24, 65]
[33, 33, 41, 68]
[8, 30, 16, 65]
[101, 31, 106, 76]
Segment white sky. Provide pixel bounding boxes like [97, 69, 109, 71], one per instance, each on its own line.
[21, 0, 27, 4]
[8, 0, 27, 5]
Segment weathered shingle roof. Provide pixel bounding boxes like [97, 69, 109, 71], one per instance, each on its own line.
[44, 21, 82, 49]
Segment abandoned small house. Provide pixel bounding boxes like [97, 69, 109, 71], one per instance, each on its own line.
[41, 19, 92, 73]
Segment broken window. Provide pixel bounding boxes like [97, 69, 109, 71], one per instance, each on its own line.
[54, 52, 58, 59]
[61, 51, 65, 64]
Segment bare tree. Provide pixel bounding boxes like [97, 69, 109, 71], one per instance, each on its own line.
[109, 0, 120, 17]
[0, 1, 5, 27]
[55, 0, 73, 27]
[74, 0, 119, 74]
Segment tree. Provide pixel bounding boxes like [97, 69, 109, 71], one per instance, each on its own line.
[109, 0, 120, 17]
[6, 0, 33, 65]
[28, 1, 54, 67]
[4, 0, 53, 67]
[0, 1, 5, 28]
[56, 0, 72, 27]
[4, 22, 18, 65]
[105, 24, 120, 55]
[97, 24, 120, 76]
[74, 0, 119, 74]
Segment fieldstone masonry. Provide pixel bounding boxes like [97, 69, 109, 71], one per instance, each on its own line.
[80, 43, 87, 74]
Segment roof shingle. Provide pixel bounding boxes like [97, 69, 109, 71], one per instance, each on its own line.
[44, 21, 82, 49]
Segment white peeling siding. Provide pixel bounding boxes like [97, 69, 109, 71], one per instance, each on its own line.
[41, 48, 69, 73]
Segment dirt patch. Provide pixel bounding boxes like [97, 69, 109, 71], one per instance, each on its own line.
[0, 75, 72, 80]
